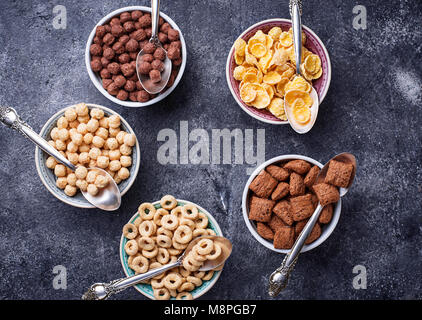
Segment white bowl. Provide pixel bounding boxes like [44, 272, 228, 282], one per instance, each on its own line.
[35, 103, 140, 209]
[242, 154, 341, 253]
[119, 199, 223, 300]
[85, 6, 187, 107]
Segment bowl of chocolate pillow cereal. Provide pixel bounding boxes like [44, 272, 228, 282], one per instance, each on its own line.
[85, 6, 187, 107]
[242, 155, 342, 253]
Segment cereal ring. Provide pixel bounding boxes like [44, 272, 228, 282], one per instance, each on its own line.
[194, 271, 205, 279]
[154, 288, 170, 300]
[123, 223, 138, 239]
[168, 248, 182, 256]
[149, 262, 166, 280]
[151, 278, 165, 289]
[202, 270, 215, 281]
[180, 218, 195, 230]
[128, 253, 141, 267]
[170, 206, 183, 219]
[160, 195, 177, 210]
[157, 248, 170, 264]
[186, 252, 203, 266]
[179, 267, 191, 277]
[139, 220, 155, 237]
[176, 292, 193, 300]
[163, 272, 182, 290]
[206, 242, 222, 261]
[207, 228, 216, 236]
[156, 235, 172, 248]
[187, 276, 202, 287]
[195, 239, 214, 255]
[157, 227, 173, 238]
[142, 246, 158, 259]
[169, 255, 178, 263]
[193, 229, 208, 238]
[174, 225, 193, 244]
[194, 212, 209, 229]
[169, 288, 178, 298]
[182, 256, 200, 272]
[178, 282, 195, 292]
[133, 217, 143, 228]
[161, 214, 179, 231]
[138, 202, 156, 220]
[124, 239, 138, 256]
[172, 238, 188, 250]
[153, 208, 169, 226]
[137, 236, 155, 251]
[191, 248, 207, 262]
[131, 255, 149, 274]
[181, 204, 199, 220]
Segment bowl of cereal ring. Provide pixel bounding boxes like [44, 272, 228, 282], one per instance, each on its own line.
[85, 6, 187, 107]
[119, 195, 224, 300]
[34, 103, 140, 209]
[226, 18, 331, 125]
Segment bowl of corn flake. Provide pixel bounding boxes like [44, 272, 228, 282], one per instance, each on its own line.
[226, 18, 331, 125]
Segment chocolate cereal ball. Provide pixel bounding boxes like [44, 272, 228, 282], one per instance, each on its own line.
[96, 25, 106, 38]
[124, 80, 136, 92]
[110, 17, 120, 26]
[145, 28, 152, 38]
[91, 60, 102, 72]
[151, 59, 164, 72]
[170, 40, 182, 49]
[90, 44, 102, 56]
[121, 63, 135, 77]
[107, 62, 121, 75]
[167, 46, 180, 60]
[102, 79, 113, 89]
[135, 81, 143, 91]
[139, 40, 149, 50]
[131, 29, 146, 41]
[137, 90, 150, 102]
[160, 22, 171, 34]
[138, 61, 152, 75]
[129, 91, 138, 102]
[131, 10, 143, 20]
[119, 34, 130, 44]
[158, 32, 168, 44]
[103, 33, 115, 45]
[118, 53, 130, 64]
[107, 82, 119, 95]
[116, 90, 129, 101]
[138, 14, 151, 28]
[111, 24, 124, 37]
[114, 75, 126, 88]
[103, 47, 115, 60]
[120, 12, 131, 23]
[125, 39, 139, 52]
[93, 36, 103, 45]
[168, 29, 179, 42]
[100, 68, 111, 79]
[123, 21, 135, 33]
[141, 54, 154, 63]
[100, 57, 110, 67]
[143, 42, 155, 54]
[153, 47, 166, 61]
[172, 58, 182, 67]
[112, 41, 125, 55]
[149, 69, 161, 83]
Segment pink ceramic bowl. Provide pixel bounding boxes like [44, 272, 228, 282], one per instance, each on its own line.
[226, 18, 331, 125]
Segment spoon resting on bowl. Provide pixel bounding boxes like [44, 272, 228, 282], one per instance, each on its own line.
[82, 235, 232, 300]
[0, 106, 121, 211]
[284, 0, 319, 134]
[268, 152, 357, 297]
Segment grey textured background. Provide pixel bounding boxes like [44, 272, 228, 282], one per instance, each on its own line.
[0, 0, 421, 300]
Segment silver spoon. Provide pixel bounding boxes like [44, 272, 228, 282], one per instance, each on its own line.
[136, 0, 172, 94]
[268, 152, 357, 297]
[284, 0, 319, 134]
[82, 235, 232, 300]
[0, 106, 121, 211]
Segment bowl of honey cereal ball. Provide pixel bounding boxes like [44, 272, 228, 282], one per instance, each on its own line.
[242, 155, 341, 253]
[35, 103, 140, 209]
[226, 18, 331, 125]
[85, 6, 186, 107]
[120, 195, 224, 300]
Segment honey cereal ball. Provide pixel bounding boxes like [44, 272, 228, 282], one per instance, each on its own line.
[153, 47, 166, 61]
[96, 156, 109, 169]
[137, 90, 150, 102]
[48, 140, 56, 148]
[120, 144, 132, 156]
[86, 170, 98, 184]
[167, 46, 180, 60]
[121, 63, 135, 77]
[124, 133, 136, 146]
[67, 173, 77, 186]
[89, 147, 101, 160]
[120, 155, 132, 167]
[167, 29, 179, 42]
[77, 123, 88, 135]
[109, 159, 122, 172]
[79, 143, 90, 153]
[76, 179, 88, 192]
[116, 131, 126, 144]
[149, 69, 161, 83]
[90, 44, 102, 56]
[95, 175, 109, 189]
[58, 128, 69, 141]
[64, 108, 77, 122]
[75, 166, 88, 179]
[99, 117, 109, 128]
[90, 108, 104, 120]
[79, 152, 90, 165]
[108, 115, 121, 128]
[92, 136, 105, 148]
[106, 137, 119, 150]
[87, 184, 99, 196]
[50, 127, 59, 140]
[78, 115, 90, 124]
[54, 164, 67, 177]
[55, 140, 67, 151]
[109, 127, 120, 137]
[67, 141, 79, 153]
[109, 149, 121, 161]
[116, 90, 129, 101]
[138, 61, 151, 75]
[68, 153, 79, 165]
[75, 103, 89, 116]
[64, 185, 77, 197]
[138, 14, 152, 28]
[103, 33, 115, 46]
[114, 75, 126, 88]
[56, 177, 67, 189]
[118, 167, 130, 180]
[46, 156, 57, 169]
[102, 150, 109, 157]
[151, 59, 164, 72]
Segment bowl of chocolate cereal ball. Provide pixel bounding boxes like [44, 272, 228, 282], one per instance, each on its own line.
[242, 154, 341, 253]
[35, 103, 140, 209]
[85, 6, 187, 107]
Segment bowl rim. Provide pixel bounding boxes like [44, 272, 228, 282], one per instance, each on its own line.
[225, 18, 332, 125]
[242, 154, 341, 253]
[85, 5, 187, 108]
[34, 103, 141, 209]
[119, 199, 223, 300]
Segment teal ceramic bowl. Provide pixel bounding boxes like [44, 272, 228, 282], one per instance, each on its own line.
[119, 200, 223, 300]
[34, 103, 140, 209]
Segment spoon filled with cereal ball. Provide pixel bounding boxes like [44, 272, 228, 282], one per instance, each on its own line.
[136, 0, 172, 94]
[0, 104, 124, 211]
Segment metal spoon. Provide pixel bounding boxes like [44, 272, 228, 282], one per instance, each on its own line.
[268, 152, 357, 297]
[284, 0, 319, 134]
[0, 106, 121, 211]
[82, 235, 232, 300]
[136, 0, 172, 94]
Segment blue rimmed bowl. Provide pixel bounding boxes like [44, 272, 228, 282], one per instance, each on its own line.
[34, 103, 140, 209]
[119, 199, 223, 300]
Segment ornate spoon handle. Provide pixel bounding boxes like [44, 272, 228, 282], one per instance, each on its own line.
[82, 259, 181, 300]
[268, 203, 323, 297]
[0, 106, 76, 170]
[150, 0, 161, 44]
[289, 0, 303, 74]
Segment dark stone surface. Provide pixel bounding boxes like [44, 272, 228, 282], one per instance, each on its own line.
[0, 0, 421, 300]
